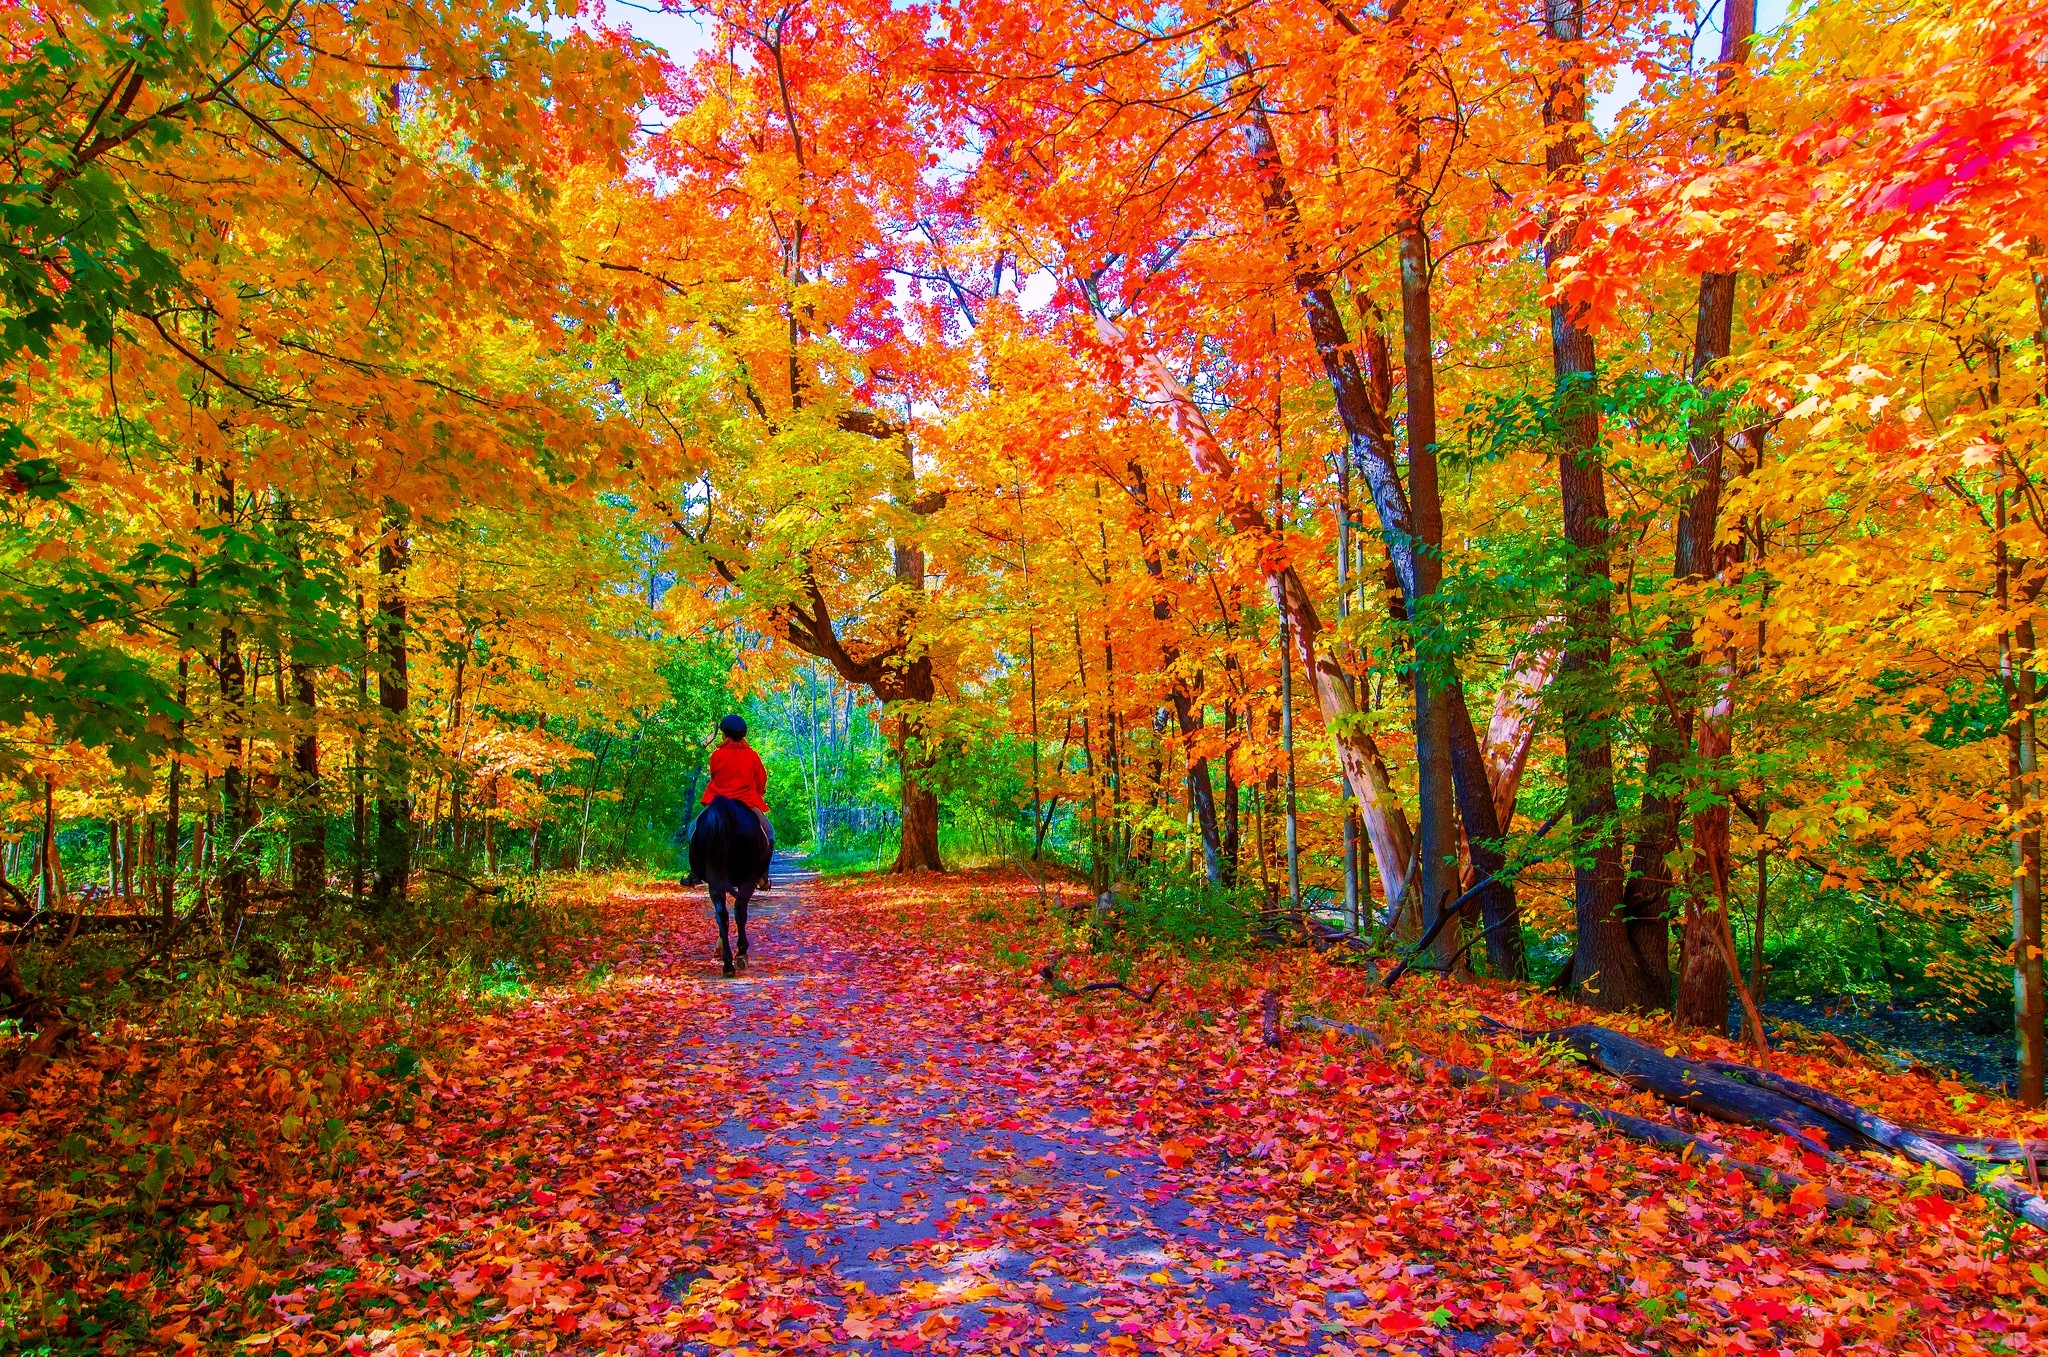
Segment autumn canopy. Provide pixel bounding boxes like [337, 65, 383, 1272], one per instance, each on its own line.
[7, 0, 2048, 1341]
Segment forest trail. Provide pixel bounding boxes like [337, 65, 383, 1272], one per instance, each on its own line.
[637, 860, 1329, 1354]
[17, 869, 2037, 1354]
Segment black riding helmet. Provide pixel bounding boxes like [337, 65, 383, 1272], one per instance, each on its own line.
[720, 714, 748, 740]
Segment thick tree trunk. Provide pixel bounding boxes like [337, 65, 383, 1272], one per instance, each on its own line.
[372, 510, 412, 912]
[1397, 212, 1463, 967]
[892, 678, 945, 872]
[1668, 0, 1760, 1029]
[1445, 682, 1527, 978]
[1675, 677, 1737, 1031]
[1545, 0, 1665, 1011]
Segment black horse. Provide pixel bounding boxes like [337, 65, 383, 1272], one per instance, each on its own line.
[688, 795, 772, 977]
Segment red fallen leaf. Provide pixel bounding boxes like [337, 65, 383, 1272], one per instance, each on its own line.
[574, 1264, 606, 1279]
[554, 1312, 579, 1334]
[787, 1300, 822, 1319]
[728, 1159, 764, 1179]
[531, 1189, 557, 1206]
[1321, 1062, 1345, 1087]
[543, 1043, 569, 1058]
[1159, 1140, 1193, 1169]
[1912, 1194, 1957, 1225]
[1379, 1310, 1424, 1334]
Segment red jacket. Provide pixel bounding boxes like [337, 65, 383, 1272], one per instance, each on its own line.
[703, 740, 769, 815]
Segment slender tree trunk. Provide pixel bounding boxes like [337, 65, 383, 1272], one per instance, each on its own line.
[1544, 0, 1664, 1011]
[2004, 458, 2047, 1104]
[372, 508, 412, 912]
[1751, 816, 1770, 1001]
[38, 774, 55, 911]
[1132, 476, 1225, 885]
[575, 731, 614, 873]
[291, 655, 325, 915]
[1097, 314, 1415, 905]
[485, 778, 499, 875]
[218, 618, 250, 932]
[1221, 691, 1241, 885]
[161, 660, 185, 920]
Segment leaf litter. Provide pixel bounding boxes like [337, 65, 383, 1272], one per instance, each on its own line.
[6, 868, 2048, 1354]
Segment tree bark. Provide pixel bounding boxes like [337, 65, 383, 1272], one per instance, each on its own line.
[1216, 36, 1517, 949]
[291, 654, 325, 915]
[218, 618, 250, 932]
[1669, 0, 1759, 1030]
[351, 584, 370, 906]
[892, 674, 945, 872]
[37, 775, 55, 911]
[1544, 0, 1665, 1011]
[372, 509, 412, 912]
[1397, 207, 1463, 967]
[160, 655, 186, 920]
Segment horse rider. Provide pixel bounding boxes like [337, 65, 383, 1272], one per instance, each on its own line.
[703, 714, 773, 892]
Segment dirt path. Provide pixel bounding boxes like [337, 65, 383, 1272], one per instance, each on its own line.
[644, 860, 1329, 1354]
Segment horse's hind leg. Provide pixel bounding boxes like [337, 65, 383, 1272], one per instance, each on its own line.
[735, 892, 750, 966]
[714, 889, 735, 977]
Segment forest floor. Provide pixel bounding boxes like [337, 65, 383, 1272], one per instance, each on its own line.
[1756, 999, 2016, 1096]
[9, 866, 2048, 1355]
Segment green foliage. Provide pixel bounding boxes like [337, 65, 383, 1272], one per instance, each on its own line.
[1094, 862, 1262, 960]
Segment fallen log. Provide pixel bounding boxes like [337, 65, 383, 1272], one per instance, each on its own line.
[1294, 1015, 1865, 1215]
[1912, 1130, 2048, 1164]
[1037, 957, 1163, 1004]
[1701, 1059, 2048, 1231]
[1521, 1023, 1862, 1153]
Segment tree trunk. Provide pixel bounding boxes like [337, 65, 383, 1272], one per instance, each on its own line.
[291, 655, 325, 916]
[38, 775, 55, 910]
[1544, 0, 1665, 1011]
[1667, 0, 1760, 1028]
[575, 731, 614, 873]
[1221, 692, 1241, 885]
[372, 509, 412, 912]
[161, 654, 187, 920]
[2007, 485, 2046, 1103]
[1175, 691, 1224, 886]
[892, 677, 945, 873]
[1397, 209, 1463, 967]
[218, 617, 251, 933]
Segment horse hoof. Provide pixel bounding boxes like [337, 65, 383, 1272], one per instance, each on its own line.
[722, 963, 736, 978]
[737, 953, 749, 969]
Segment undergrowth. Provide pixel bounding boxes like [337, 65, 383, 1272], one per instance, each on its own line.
[0, 871, 632, 1353]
